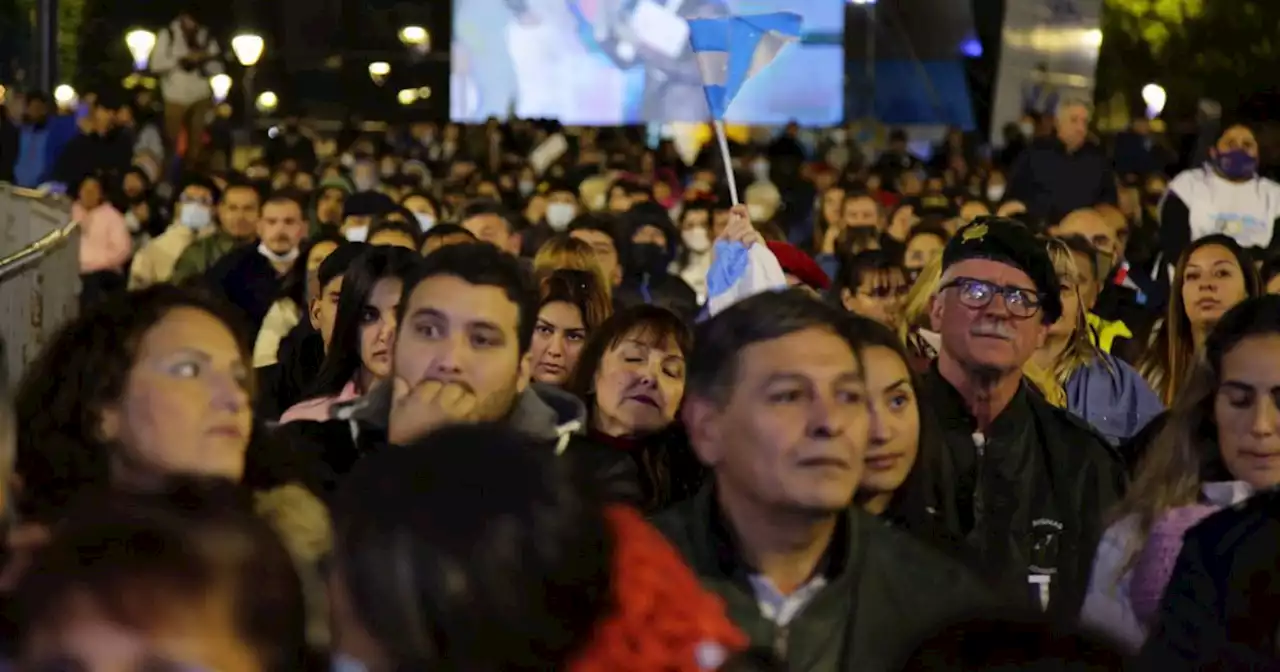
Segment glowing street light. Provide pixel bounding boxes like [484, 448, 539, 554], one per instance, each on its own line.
[210, 74, 232, 103]
[53, 84, 77, 107]
[399, 25, 430, 53]
[125, 29, 157, 70]
[397, 89, 418, 105]
[1142, 83, 1167, 119]
[416, 86, 432, 99]
[256, 90, 279, 112]
[368, 61, 391, 85]
[231, 34, 265, 67]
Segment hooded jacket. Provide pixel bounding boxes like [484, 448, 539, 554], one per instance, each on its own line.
[918, 366, 1128, 620]
[277, 382, 641, 505]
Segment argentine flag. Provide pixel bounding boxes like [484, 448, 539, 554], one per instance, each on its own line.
[687, 12, 802, 119]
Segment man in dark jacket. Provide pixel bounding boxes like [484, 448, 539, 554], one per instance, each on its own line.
[1007, 100, 1118, 224]
[919, 217, 1127, 619]
[1140, 490, 1280, 669]
[653, 290, 990, 672]
[205, 191, 307, 334]
[276, 242, 639, 504]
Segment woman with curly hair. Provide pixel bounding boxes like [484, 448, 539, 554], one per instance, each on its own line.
[329, 422, 747, 672]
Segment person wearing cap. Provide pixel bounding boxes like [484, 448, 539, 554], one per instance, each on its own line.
[918, 216, 1127, 619]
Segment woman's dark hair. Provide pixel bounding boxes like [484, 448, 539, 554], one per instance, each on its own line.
[367, 215, 424, 249]
[308, 246, 421, 399]
[835, 249, 907, 297]
[904, 222, 948, 252]
[18, 479, 311, 671]
[332, 423, 611, 669]
[1259, 254, 1280, 291]
[539, 269, 613, 334]
[567, 305, 699, 509]
[14, 285, 255, 522]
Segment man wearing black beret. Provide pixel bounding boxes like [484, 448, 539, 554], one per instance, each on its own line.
[916, 216, 1127, 620]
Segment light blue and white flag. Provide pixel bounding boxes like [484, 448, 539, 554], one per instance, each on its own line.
[686, 12, 802, 119]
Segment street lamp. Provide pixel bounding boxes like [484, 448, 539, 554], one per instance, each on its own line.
[125, 29, 157, 70]
[397, 89, 418, 106]
[231, 34, 264, 68]
[53, 84, 77, 108]
[231, 33, 265, 139]
[399, 25, 430, 53]
[1142, 83, 1167, 119]
[368, 61, 391, 85]
[210, 74, 232, 103]
[256, 91, 278, 112]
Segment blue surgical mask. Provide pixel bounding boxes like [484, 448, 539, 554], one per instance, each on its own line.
[414, 212, 436, 232]
[180, 203, 211, 230]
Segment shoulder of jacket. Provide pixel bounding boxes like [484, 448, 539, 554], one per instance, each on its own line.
[1183, 490, 1280, 557]
[1031, 394, 1125, 464]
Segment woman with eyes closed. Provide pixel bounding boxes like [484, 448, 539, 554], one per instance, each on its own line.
[567, 305, 704, 511]
[1138, 235, 1258, 405]
[1083, 296, 1280, 652]
[529, 270, 612, 387]
[280, 247, 421, 424]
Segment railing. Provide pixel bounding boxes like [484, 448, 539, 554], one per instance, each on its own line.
[0, 184, 79, 387]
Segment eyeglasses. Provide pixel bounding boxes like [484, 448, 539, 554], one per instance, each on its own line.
[939, 277, 1043, 318]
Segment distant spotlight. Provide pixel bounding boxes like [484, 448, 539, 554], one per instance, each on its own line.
[848, 0, 876, 5]
[1142, 83, 1167, 119]
[209, 74, 232, 103]
[397, 89, 417, 106]
[125, 29, 157, 70]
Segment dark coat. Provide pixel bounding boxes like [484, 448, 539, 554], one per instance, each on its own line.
[652, 485, 993, 671]
[918, 367, 1128, 619]
[1007, 137, 1118, 223]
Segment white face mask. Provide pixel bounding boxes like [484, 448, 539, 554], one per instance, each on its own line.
[682, 226, 711, 253]
[987, 185, 1007, 202]
[344, 225, 369, 242]
[1019, 122, 1035, 138]
[413, 212, 436, 232]
[257, 242, 300, 264]
[751, 160, 770, 183]
[179, 203, 212, 230]
[545, 202, 576, 231]
[124, 211, 141, 232]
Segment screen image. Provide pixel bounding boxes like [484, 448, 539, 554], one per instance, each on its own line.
[451, 0, 845, 126]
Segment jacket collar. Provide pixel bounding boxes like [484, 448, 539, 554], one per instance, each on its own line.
[922, 363, 1033, 438]
[688, 483, 853, 585]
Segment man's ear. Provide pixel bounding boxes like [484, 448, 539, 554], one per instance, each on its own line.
[681, 394, 725, 467]
[928, 293, 943, 333]
[515, 350, 532, 394]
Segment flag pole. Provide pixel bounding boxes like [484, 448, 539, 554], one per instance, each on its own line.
[712, 119, 739, 205]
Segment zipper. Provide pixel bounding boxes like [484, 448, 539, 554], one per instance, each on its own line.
[773, 624, 790, 660]
[971, 431, 986, 527]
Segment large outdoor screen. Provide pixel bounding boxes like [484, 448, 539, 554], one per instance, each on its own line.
[451, 0, 844, 125]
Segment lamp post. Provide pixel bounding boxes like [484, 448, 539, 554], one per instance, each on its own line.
[231, 33, 265, 139]
[1142, 83, 1167, 119]
[397, 89, 417, 106]
[368, 61, 391, 86]
[125, 29, 157, 71]
[210, 74, 232, 104]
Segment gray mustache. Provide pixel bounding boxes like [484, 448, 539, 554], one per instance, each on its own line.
[971, 322, 1015, 338]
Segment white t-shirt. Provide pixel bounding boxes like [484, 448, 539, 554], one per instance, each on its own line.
[1165, 166, 1280, 248]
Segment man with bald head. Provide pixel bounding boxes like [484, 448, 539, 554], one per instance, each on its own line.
[1007, 99, 1118, 222]
[1053, 208, 1118, 265]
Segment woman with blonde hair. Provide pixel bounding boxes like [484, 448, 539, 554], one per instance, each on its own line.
[1033, 236, 1162, 443]
[534, 234, 612, 303]
[1081, 295, 1280, 652]
[1137, 234, 1257, 404]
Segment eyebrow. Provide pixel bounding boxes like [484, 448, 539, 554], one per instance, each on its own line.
[762, 371, 862, 386]
[1221, 380, 1280, 393]
[883, 378, 910, 392]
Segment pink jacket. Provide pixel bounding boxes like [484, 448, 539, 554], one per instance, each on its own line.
[279, 381, 361, 424]
[73, 202, 133, 274]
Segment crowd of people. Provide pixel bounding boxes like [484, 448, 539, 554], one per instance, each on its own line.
[1, 79, 1280, 670]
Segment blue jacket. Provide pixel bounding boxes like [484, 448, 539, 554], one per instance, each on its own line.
[1066, 354, 1164, 445]
[13, 114, 77, 188]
